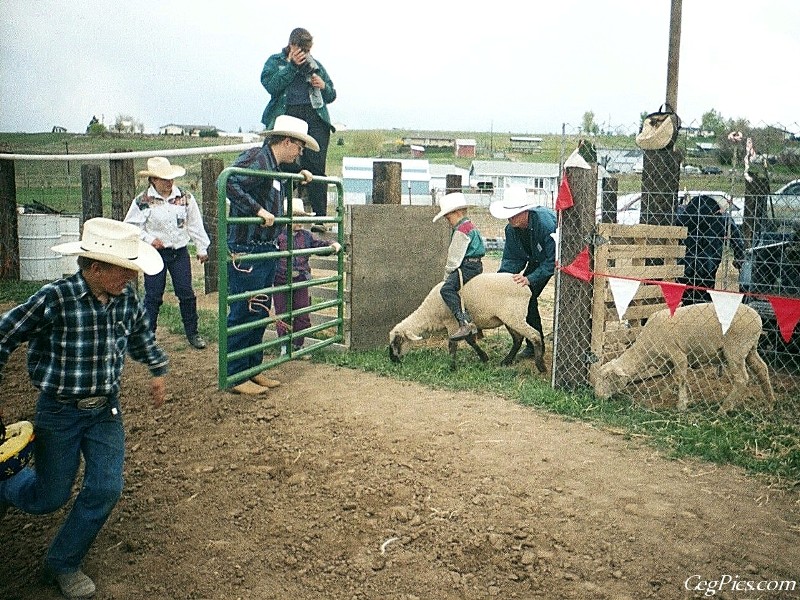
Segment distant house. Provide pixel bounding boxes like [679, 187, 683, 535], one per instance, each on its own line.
[469, 160, 559, 197]
[51, 125, 67, 133]
[597, 147, 644, 174]
[455, 138, 476, 158]
[159, 123, 219, 136]
[341, 157, 431, 204]
[410, 144, 425, 158]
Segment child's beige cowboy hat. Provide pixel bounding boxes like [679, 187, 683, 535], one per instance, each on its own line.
[266, 115, 320, 152]
[432, 192, 469, 222]
[52, 217, 164, 275]
[138, 157, 186, 179]
[489, 186, 538, 219]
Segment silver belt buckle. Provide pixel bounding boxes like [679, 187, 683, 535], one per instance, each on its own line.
[76, 396, 108, 410]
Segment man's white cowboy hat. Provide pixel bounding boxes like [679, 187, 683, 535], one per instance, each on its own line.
[288, 197, 316, 216]
[432, 192, 469, 223]
[51, 217, 164, 275]
[266, 115, 320, 152]
[138, 157, 186, 180]
[489, 186, 538, 219]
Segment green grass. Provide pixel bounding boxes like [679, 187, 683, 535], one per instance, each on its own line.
[314, 338, 800, 485]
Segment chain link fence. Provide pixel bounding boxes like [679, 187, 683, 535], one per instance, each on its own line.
[551, 120, 800, 423]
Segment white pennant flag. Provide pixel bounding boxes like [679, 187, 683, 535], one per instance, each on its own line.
[608, 277, 641, 321]
[708, 291, 744, 335]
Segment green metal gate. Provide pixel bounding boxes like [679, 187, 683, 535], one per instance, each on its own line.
[216, 168, 345, 389]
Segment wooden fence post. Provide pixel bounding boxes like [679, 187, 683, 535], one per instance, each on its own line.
[445, 174, 462, 194]
[0, 158, 19, 280]
[640, 148, 680, 225]
[110, 150, 135, 221]
[372, 161, 401, 204]
[81, 164, 103, 220]
[552, 155, 597, 391]
[201, 157, 223, 293]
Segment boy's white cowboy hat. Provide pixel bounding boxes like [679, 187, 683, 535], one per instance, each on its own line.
[52, 217, 164, 275]
[432, 192, 469, 223]
[489, 186, 538, 219]
[289, 197, 315, 216]
[266, 115, 320, 152]
[138, 157, 186, 180]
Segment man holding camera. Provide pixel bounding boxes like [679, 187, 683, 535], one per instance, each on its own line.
[261, 27, 337, 232]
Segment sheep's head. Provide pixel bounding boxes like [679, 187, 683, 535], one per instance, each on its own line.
[593, 359, 630, 398]
[388, 328, 422, 363]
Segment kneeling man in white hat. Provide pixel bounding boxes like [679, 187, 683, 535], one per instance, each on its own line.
[0, 217, 169, 599]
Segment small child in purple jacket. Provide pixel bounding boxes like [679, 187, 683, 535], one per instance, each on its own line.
[274, 198, 342, 352]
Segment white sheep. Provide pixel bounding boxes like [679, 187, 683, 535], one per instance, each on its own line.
[388, 273, 546, 372]
[592, 303, 775, 413]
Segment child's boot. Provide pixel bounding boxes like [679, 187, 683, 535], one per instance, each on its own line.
[450, 311, 478, 341]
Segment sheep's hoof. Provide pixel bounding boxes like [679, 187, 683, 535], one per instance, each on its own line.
[535, 357, 546, 373]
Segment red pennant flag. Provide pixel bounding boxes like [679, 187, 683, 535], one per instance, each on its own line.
[555, 171, 574, 211]
[766, 295, 800, 343]
[657, 282, 686, 315]
[561, 246, 593, 282]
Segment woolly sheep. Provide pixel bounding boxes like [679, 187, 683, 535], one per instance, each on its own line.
[592, 303, 775, 414]
[388, 273, 546, 372]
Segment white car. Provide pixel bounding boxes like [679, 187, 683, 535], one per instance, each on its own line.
[597, 190, 743, 225]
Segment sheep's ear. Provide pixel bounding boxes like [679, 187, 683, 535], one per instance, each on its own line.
[408, 332, 423, 342]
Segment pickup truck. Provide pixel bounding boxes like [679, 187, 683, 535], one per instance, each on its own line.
[739, 179, 800, 364]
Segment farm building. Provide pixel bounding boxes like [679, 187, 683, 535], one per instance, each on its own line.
[159, 123, 219, 136]
[340, 157, 431, 205]
[455, 139, 477, 158]
[469, 160, 559, 197]
[509, 136, 543, 153]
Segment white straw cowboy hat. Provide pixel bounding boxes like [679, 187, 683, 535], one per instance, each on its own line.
[489, 186, 538, 219]
[266, 115, 320, 152]
[288, 197, 316, 216]
[138, 157, 186, 180]
[52, 217, 164, 275]
[432, 192, 469, 222]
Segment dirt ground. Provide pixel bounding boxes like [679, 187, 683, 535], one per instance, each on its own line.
[1, 322, 799, 600]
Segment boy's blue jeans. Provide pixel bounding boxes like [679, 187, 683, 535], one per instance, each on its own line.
[0, 393, 124, 573]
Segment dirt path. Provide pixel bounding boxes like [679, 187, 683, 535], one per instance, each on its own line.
[1, 328, 798, 600]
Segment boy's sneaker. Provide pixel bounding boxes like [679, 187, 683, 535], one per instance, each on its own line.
[450, 322, 478, 341]
[43, 568, 96, 599]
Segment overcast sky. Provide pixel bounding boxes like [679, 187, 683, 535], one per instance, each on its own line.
[2, 1, 798, 135]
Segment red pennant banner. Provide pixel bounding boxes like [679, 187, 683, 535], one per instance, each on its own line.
[555, 171, 574, 211]
[766, 295, 800, 343]
[657, 282, 686, 315]
[561, 246, 593, 282]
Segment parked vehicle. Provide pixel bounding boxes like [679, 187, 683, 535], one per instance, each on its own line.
[682, 164, 702, 174]
[701, 165, 722, 175]
[739, 178, 800, 364]
[597, 190, 742, 225]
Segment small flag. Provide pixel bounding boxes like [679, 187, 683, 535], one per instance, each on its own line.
[561, 246, 592, 282]
[555, 171, 574, 211]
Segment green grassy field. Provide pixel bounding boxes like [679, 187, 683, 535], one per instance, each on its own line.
[1, 129, 740, 214]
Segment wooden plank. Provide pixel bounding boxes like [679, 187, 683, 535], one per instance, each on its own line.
[597, 222, 687, 240]
[604, 244, 686, 260]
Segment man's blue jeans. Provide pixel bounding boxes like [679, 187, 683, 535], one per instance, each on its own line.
[226, 243, 278, 381]
[0, 393, 124, 573]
